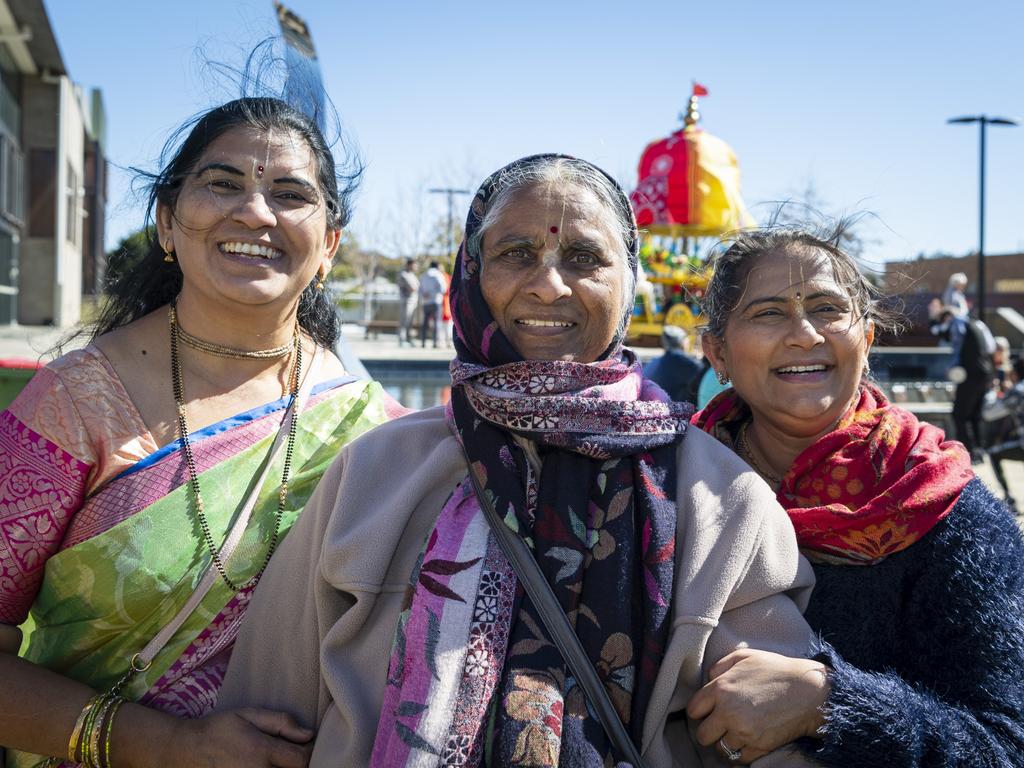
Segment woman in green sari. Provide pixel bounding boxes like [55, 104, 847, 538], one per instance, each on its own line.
[0, 97, 397, 767]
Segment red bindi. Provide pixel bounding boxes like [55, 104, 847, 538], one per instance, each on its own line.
[549, 226, 558, 234]
[257, 164, 265, 177]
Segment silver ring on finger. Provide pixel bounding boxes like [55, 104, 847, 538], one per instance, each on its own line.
[719, 737, 742, 762]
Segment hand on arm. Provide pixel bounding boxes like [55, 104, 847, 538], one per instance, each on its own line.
[117, 705, 313, 768]
[0, 650, 313, 768]
[676, 470, 821, 764]
[686, 648, 829, 764]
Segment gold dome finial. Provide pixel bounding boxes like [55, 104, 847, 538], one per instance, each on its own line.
[681, 82, 708, 128]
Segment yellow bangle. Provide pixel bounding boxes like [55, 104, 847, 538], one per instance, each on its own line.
[88, 696, 118, 768]
[102, 698, 126, 768]
[68, 695, 101, 763]
[80, 695, 103, 766]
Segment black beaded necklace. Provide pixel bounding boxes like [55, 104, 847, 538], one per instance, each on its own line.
[169, 301, 301, 592]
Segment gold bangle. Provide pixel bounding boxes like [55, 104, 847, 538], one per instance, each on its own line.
[102, 697, 126, 768]
[88, 696, 118, 767]
[68, 695, 101, 763]
[79, 695, 102, 766]
[82, 694, 108, 766]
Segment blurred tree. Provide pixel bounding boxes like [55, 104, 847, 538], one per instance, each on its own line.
[329, 231, 367, 281]
[423, 214, 464, 273]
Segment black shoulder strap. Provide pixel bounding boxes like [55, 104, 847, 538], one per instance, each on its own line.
[463, 458, 648, 768]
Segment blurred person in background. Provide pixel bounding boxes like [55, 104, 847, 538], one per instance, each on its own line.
[442, 266, 455, 347]
[644, 324, 703, 402]
[932, 306, 994, 463]
[419, 260, 447, 348]
[993, 336, 1014, 392]
[983, 356, 1024, 512]
[396, 258, 419, 346]
[940, 271, 969, 319]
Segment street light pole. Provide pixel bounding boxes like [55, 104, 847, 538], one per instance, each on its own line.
[947, 114, 1019, 321]
[428, 187, 471, 263]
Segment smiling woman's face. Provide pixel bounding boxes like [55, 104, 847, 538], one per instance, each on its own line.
[703, 246, 874, 442]
[157, 125, 339, 314]
[479, 182, 627, 362]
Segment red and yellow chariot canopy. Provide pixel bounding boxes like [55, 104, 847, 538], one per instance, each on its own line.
[630, 86, 754, 237]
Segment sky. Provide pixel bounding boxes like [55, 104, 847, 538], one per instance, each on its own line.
[44, 0, 1024, 270]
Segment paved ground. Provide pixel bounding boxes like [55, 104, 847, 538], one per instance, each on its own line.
[973, 455, 1022, 512]
[0, 323, 75, 362]
[2, 322, 1021, 510]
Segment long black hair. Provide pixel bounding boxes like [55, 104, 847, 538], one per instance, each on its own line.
[92, 96, 361, 348]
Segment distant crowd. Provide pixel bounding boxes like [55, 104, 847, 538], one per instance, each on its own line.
[395, 258, 453, 348]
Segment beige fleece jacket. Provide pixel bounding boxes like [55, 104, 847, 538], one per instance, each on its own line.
[218, 407, 816, 767]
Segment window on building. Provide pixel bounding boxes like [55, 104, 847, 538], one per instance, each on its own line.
[65, 162, 80, 246]
[29, 148, 55, 238]
[0, 134, 23, 224]
[0, 229, 15, 324]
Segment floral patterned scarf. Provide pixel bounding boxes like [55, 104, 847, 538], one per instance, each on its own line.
[693, 384, 973, 564]
[372, 155, 692, 767]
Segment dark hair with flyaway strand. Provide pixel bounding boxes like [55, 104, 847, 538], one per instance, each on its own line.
[701, 215, 903, 341]
[90, 95, 361, 349]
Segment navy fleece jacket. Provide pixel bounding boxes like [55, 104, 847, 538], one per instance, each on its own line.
[800, 478, 1024, 767]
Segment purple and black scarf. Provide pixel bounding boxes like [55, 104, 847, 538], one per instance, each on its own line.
[372, 155, 692, 767]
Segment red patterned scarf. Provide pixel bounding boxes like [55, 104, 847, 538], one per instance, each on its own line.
[693, 384, 973, 564]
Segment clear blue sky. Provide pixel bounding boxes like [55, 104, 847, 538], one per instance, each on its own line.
[45, 0, 1024, 269]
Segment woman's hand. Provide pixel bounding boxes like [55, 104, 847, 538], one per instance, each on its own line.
[120, 706, 314, 768]
[686, 648, 829, 764]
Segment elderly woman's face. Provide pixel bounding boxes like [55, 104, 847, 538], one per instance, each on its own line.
[479, 182, 627, 362]
[703, 247, 874, 442]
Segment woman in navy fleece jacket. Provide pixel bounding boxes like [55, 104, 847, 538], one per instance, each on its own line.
[689, 223, 1024, 767]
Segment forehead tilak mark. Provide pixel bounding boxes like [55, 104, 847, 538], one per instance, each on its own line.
[255, 130, 275, 180]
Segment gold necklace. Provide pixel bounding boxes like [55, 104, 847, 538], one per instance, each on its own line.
[172, 308, 294, 359]
[737, 420, 783, 488]
[169, 301, 301, 591]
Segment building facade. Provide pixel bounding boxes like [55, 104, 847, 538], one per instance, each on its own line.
[883, 251, 1024, 347]
[884, 251, 1024, 315]
[0, 0, 106, 327]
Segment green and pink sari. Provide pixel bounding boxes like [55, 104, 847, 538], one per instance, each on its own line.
[0, 346, 395, 768]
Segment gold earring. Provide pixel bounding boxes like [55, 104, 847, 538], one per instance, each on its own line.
[163, 244, 175, 263]
[315, 271, 326, 291]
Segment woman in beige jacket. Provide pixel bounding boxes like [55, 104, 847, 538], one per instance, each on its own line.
[218, 155, 820, 767]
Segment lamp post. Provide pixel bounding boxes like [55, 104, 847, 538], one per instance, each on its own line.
[947, 115, 1019, 321]
[428, 187, 471, 264]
